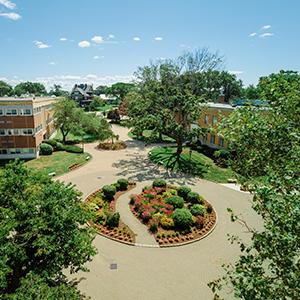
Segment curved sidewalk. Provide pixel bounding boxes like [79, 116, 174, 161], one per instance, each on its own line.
[116, 184, 158, 246]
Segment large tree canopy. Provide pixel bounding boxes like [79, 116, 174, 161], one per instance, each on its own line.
[0, 81, 13, 97]
[0, 161, 96, 299]
[126, 48, 225, 154]
[106, 82, 136, 101]
[209, 70, 300, 299]
[14, 82, 47, 96]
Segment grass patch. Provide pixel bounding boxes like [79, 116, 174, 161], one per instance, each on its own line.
[25, 151, 91, 176]
[54, 131, 98, 144]
[128, 130, 175, 144]
[149, 146, 235, 183]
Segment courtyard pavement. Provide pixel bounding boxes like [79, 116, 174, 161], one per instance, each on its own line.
[58, 125, 260, 300]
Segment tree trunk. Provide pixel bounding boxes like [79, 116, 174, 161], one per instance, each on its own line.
[176, 138, 183, 156]
[62, 131, 67, 144]
[158, 132, 163, 141]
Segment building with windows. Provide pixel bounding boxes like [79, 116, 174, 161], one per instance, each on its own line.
[0, 97, 58, 160]
[70, 84, 93, 107]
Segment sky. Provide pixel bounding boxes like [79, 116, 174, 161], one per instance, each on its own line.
[0, 0, 299, 90]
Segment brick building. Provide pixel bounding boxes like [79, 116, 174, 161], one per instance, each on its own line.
[0, 97, 58, 160]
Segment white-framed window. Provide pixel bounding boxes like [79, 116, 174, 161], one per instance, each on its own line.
[0, 129, 5, 135]
[212, 115, 218, 125]
[210, 134, 215, 144]
[6, 109, 17, 115]
[204, 114, 209, 125]
[24, 109, 32, 115]
[0, 109, 3, 115]
[0, 149, 8, 154]
[23, 129, 33, 135]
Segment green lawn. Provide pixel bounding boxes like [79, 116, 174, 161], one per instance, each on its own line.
[93, 104, 118, 112]
[149, 146, 235, 183]
[128, 130, 175, 143]
[25, 151, 91, 176]
[54, 131, 98, 143]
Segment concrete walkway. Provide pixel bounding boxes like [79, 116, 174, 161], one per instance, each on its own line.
[116, 183, 158, 246]
[57, 124, 261, 300]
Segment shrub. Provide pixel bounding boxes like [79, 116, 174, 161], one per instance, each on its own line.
[160, 216, 174, 229]
[64, 145, 83, 153]
[142, 186, 152, 192]
[117, 178, 129, 191]
[152, 179, 167, 188]
[40, 143, 53, 155]
[102, 185, 117, 200]
[177, 186, 192, 200]
[129, 196, 135, 205]
[190, 204, 206, 216]
[141, 210, 151, 223]
[91, 196, 104, 208]
[106, 212, 120, 228]
[112, 182, 121, 191]
[144, 193, 155, 200]
[206, 203, 213, 214]
[149, 220, 158, 233]
[165, 196, 184, 209]
[95, 211, 106, 224]
[194, 215, 205, 229]
[162, 189, 177, 198]
[55, 142, 65, 151]
[172, 208, 193, 229]
[187, 192, 204, 204]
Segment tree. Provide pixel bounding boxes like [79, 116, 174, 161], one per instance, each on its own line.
[53, 98, 80, 143]
[243, 84, 260, 100]
[49, 84, 69, 97]
[88, 96, 105, 111]
[0, 161, 96, 299]
[14, 82, 47, 96]
[106, 82, 135, 101]
[209, 70, 300, 299]
[0, 80, 13, 96]
[127, 48, 224, 155]
[94, 85, 108, 96]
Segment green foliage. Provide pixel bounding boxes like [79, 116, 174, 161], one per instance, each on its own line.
[172, 208, 193, 229]
[40, 143, 53, 155]
[160, 216, 174, 229]
[210, 70, 300, 300]
[106, 212, 120, 229]
[0, 161, 96, 297]
[43, 139, 65, 151]
[89, 96, 106, 111]
[187, 192, 203, 204]
[102, 185, 117, 201]
[0, 80, 13, 96]
[243, 84, 261, 100]
[190, 204, 206, 216]
[106, 82, 136, 101]
[49, 84, 69, 97]
[165, 196, 184, 208]
[177, 186, 192, 200]
[63, 145, 83, 153]
[117, 182, 130, 192]
[14, 81, 47, 96]
[152, 179, 167, 188]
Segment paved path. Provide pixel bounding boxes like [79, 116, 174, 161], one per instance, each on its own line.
[58, 124, 261, 300]
[116, 184, 158, 246]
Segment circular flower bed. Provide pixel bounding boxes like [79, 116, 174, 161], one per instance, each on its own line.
[86, 179, 136, 245]
[97, 141, 127, 150]
[129, 179, 217, 247]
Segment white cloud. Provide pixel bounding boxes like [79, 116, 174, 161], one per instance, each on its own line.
[259, 32, 274, 38]
[108, 34, 115, 39]
[0, 0, 16, 9]
[0, 12, 21, 20]
[154, 37, 163, 41]
[229, 70, 244, 75]
[60, 37, 67, 41]
[49, 62, 56, 66]
[249, 32, 257, 37]
[261, 25, 271, 30]
[78, 40, 91, 48]
[133, 37, 141, 41]
[34, 41, 51, 49]
[91, 35, 104, 44]
[93, 55, 104, 60]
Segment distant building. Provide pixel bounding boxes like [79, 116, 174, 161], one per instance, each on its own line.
[195, 95, 268, 149]
[70, 84, 93, 107]
[0, 97, 58, 160]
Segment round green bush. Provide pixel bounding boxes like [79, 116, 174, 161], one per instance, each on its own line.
[190, 204, 206, 216]
[206, 203, 213, 214]
[102, 185, 117, 200]
[172, 208, 193, 228]
[64, 145, 83, 153]
[117, 178, 129, 191]
[40, 143, 53, 155]
[43, 139, 58, 148]
[106, 212, 120, 228]
[112, 182, 120, 191]
[177, 186, 191, 200]
[165, 196, 184, 209]
[152, 179, 167, 188]
[55, 142, 65, 151]
[187, 192, 204, 204]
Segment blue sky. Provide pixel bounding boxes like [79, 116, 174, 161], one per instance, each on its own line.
[0, 0, 299, 90]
